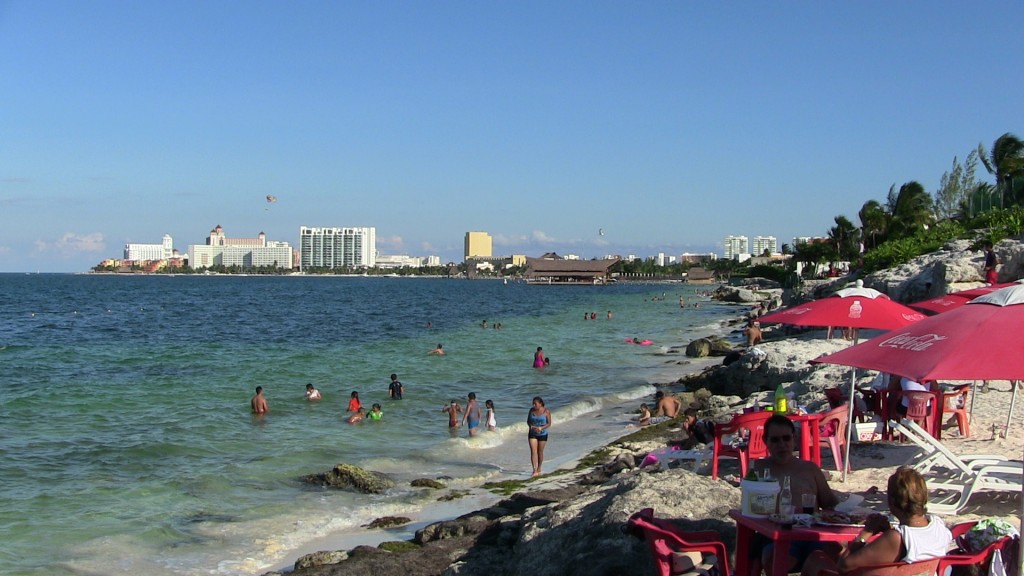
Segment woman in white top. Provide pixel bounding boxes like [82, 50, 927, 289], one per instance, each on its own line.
[802, 466, 952, 575]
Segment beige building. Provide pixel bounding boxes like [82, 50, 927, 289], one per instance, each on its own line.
[464, 231, 493, 260]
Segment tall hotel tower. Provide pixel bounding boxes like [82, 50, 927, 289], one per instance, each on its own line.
[299, 226, 377, 270]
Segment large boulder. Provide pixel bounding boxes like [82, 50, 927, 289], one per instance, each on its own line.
[304, 463, 396, 494]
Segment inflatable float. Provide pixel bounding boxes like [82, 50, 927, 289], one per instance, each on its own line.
[625, 338, 653, 346]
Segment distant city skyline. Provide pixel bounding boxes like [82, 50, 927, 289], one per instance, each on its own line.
[2, 2, 1022, 272]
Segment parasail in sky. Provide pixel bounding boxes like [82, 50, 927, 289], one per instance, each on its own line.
[266, 195, 278, 203]
[598, 228, 604, 236]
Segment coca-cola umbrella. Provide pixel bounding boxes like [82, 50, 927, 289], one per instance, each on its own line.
[908, 282, 1019, 315]
[758, 284, 926, 481]
[812, 283, 1024, 572]
[759, 287, 926, 332]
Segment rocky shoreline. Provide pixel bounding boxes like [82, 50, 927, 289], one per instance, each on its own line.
[266, 237, 1024, 576]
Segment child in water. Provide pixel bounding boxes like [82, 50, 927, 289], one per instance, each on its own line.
[368, 403, 383, 421]
[485, 399, 497, 431]
[347, 391, 361, 412]
[347, 407, 366, 424]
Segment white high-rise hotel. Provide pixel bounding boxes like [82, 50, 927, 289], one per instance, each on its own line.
[723, 234, 778, 259]
[299, 226, 376, 270]
[723, 235, 748, 260]
[752, 236, 778, 256]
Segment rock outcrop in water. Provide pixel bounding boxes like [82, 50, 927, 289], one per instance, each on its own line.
[304, 463, 395, 494]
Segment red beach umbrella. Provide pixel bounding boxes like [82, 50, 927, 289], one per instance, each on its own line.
[909, 282, 1019, 315]
[759, 287, 926, 330]
[813, 283, 1024, 381]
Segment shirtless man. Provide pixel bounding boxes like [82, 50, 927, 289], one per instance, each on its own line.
[305, 383, 322, 401]
[750, 414, 840, 576]
[652, 390, 681, 420]
[428, 343, 445, 356]
[744, 319, 763, 347]
[251, 386, 269, 414]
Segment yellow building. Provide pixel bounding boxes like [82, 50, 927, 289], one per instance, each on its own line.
[464, 231, 493, 260]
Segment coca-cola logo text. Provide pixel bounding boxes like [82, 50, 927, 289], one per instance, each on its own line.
[877, 333, 947, 351]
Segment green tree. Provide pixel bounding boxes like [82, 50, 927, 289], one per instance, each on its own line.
[858, 199, 889, 251]
[888, 181, 935, 240]
[980, 133, 1024, 207]
[934, 150, 980, 220]
[829, 215, 861, 261]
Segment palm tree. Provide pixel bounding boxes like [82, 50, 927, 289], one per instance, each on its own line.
[980, 133, 1024, 207]
[888, 181, 935, 239]
[829, 215, 861, 262]
[858, 200, 889, 251]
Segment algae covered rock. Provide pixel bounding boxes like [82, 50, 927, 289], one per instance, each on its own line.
[304, 463, 395, 494]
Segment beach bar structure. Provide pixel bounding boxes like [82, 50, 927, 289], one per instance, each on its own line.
[524, 256, 620, 285]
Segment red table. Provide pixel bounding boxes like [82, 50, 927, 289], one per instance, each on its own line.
[730, 509, 861, 576]
[789, 413, 824, 467]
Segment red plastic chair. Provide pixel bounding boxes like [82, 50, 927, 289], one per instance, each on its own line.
[817, 405, 851, 472]
[625, 508, 731, 576]
[903, 391, 936, 438]
[824, 387, 866, 422]
[942, 385, 971, 438]
[711, 411, 771, 480]
[939, 520, 1019, 576]
[818, 558, 940, 576]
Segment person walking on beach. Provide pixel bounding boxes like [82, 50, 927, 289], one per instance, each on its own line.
[442, 399, 463, 436]
[527, 396, 551, 477]
[462, 392, 482, 437]
[347, 391, 362, 413]
[428, 343, 445, 355]
[388, 374, 404, 400]
[984, 241, 999, 284]
[305, 383, 322, 401]
[251, 386, 269, 414]
[533, 347, 546, 368]
[485, 399, 497, 431]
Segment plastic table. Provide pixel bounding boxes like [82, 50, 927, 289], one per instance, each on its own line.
[730, 509, 861, 576]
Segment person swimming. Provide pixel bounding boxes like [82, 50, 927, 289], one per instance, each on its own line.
[367, 403, 383, 421]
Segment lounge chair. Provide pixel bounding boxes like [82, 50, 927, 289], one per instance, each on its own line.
[888, 419, 1007, 476]
[625, 508, 731, 576]
[890, 419, 1024, 514]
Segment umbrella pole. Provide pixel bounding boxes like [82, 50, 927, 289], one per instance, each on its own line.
[1004, 380, 1019, 439]
[843, 367, 857, 483]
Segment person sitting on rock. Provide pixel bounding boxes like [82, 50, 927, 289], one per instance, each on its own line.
[744, 319, 763, 347]
[650, 391, 682, 424]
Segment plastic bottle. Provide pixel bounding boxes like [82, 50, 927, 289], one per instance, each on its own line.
[774, 383, 787, 414]
[779, 475, 793, 514]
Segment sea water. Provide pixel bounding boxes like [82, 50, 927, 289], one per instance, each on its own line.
[0, 274, 742, 575]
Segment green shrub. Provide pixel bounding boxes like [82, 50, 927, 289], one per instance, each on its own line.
[862, 220, 965, 273]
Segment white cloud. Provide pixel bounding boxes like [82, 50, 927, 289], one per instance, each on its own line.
[531, 230, 557, 243]
[492, 233, 529, 246]
[420, 241, 435, 252]
[35, 232, 106, 256]
[377, 235, 404, 251]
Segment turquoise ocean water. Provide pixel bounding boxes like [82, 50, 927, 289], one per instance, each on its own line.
[0, 274, 742, 575]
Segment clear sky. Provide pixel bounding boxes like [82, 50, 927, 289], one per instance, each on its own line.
[2, 1, 1022, 272]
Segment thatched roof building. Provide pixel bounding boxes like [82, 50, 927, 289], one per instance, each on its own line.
[524, 256, 620, 285]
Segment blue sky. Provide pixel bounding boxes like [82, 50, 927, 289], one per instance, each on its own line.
[2, 1, 1022, 272]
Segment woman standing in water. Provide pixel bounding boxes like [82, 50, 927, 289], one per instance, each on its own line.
[527, 396, 551, 477]
[533, 346, 546, 368]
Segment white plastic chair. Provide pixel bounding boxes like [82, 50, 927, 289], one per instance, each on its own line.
[889, 419, 1007, 475]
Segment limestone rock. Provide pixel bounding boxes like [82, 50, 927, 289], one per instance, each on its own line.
[364, 516, 412, 529]
[685, 338, 711, 358]
[293, 550, 348, 570]
[304, 463, 395, 494]
[411, 478, 446, 489]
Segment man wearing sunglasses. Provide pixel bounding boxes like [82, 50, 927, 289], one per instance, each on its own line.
[748, 414, 841, 576]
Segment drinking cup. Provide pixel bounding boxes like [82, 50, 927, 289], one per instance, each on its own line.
[801, 493, 816, 514]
